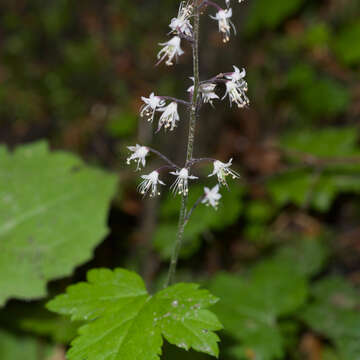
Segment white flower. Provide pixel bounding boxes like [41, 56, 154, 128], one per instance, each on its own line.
[170, 168, 198, 195]
[157, 36, 184, 66]
[222, 80, 249, 108]
[202, 185, 222, 209]
[225, 66, 246, 84]
[210, 8, 236, 43]
[138, 171, 165, 197]
[157, 102, 180, 131]
[140, 93, 165, 123]
[169, 1, 193, 37]
[199, 83, 219, 106]
[187, 78, 219, 106]
[126, 144, 149, 170]
[208, 159, 240, 186]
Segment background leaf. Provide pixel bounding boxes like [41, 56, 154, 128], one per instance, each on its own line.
[333, 21, 360, 66]
[0, 141, 118, 306]
[246, 0, 306, 34]
[268, 127, 360, 212]
[210, 259, 308, 360]
[300, 277, 360, 360]
[0, 329, 55, 360]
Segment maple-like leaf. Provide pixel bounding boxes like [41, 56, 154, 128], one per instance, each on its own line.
[47, 268, 222, 360]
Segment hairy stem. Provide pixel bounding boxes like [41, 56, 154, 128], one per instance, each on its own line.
[165, 3, 200, 287]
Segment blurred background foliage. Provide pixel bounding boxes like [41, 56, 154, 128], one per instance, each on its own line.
[1, 0, 360, 359]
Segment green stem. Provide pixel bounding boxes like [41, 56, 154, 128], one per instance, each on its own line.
[165, 4, 200, 287]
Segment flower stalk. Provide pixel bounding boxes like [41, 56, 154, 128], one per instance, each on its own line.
[128, 0, 248, 288]
[165, 3, 201, 287]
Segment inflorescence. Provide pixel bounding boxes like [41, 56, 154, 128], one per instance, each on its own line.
[127, 0, 248, 209]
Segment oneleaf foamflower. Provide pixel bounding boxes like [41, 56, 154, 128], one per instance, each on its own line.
[225, 66, 246, 84]
[188, 78, 219, 106]
[202, 185, 222, 209]
[157, 102, 180, 132]
[140, 93, 165, 123]
[169, 1, 193, 37]
[210, 8, 236, 43]
[157, 36, 184, 66]
[222, 80, 249, 108]
[170, 168, 198, 195]
[126, 144, 149, 171]
[208, 159, 240, 186]
[138, 171, 165, 197]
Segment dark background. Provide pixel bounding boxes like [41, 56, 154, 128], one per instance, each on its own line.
[0, 0, 360, 359]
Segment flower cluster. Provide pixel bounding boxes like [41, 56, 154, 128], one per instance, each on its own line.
[127, 144, 239, 208]
[140, 66, 249, 132]
[127, 0, 248, 210]
[157, 1, 193, 66]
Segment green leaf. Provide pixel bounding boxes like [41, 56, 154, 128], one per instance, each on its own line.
[280, 127, 360, 158]
[244, 200, 276, 242]
[210, 260, 308, 360]
[300, 276, 360, 360]
[0, 329, 54, 360]
[333, 21, 360, 66]
[246, 0, 306, 34]
[303, 23, 331, 49]
[267, 169, 314, 208]
[106, 109, 137, 138]
[268, 127, 360, 211]
[322, 347, 341, 360]
[268, 169, 360, 212]
[47, 268, 222, 360]
[273, 237, 329, 277]
[0, 141, 118, 306]
[286, 66, 351, 118]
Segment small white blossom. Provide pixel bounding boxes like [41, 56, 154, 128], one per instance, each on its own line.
[199, 83, 219, 106]
[170, 168, 198, 195]
[222, 80, 249, 108]
[140, 93, 165, 123]
[202, 185, 222, 209]
[169, 1, 193, 37]
[225, 66, 246, 84]
[126, 144, 149, 170]
[188, 78, 219, 106]
[208, 159, 240, 186]
[157, 102, 180, 131]
[210, 8, 236, 43]
[138, 171, 165, 197]
[157, 36, 184, 66]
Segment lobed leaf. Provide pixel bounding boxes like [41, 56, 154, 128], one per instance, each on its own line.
[47, 268, 222, 360]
